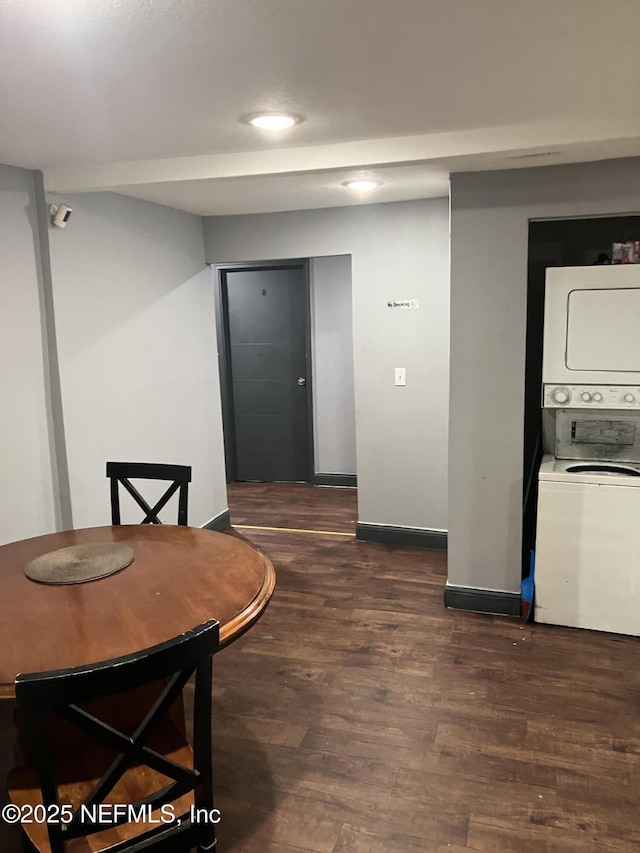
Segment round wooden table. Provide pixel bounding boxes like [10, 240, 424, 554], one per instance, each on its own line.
[0, 525, 276, 700]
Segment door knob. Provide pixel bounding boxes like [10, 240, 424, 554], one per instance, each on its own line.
[297, 377, 306, 386]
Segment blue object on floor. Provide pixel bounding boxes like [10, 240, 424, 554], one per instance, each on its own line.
[521, 550, 535, 623]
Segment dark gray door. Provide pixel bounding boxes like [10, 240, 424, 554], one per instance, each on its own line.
[222, 265, 311, 482]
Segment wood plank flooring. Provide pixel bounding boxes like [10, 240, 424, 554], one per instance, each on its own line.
[1, 482, 638, 852]
[210, 482, 640, 852]
[228, 482, 359, 534]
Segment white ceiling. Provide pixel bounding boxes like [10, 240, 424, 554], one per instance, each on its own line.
[1, 0, 639, 216]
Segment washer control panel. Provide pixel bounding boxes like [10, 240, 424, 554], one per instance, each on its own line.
[543, 385, 640, 409]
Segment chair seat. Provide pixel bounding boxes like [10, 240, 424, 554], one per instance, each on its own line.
[8, 720, 195, 853]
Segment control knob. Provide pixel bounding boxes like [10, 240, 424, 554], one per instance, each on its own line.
[592, 392, 603, 402]
[624, 393, 635, 404]
[551, 386, 571, 405]
[580, 391, 592, 403]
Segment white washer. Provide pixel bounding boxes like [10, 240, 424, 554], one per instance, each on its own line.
[535, 454, 640, 635]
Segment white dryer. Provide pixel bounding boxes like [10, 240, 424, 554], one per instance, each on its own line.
[535, 451, 640, 636]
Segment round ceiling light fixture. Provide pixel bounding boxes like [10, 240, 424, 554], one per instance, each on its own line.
[343, 179, 381, 192]
[246, 113, 300, 131]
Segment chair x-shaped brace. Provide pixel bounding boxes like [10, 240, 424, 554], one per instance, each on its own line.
[48, 668, 200, 841]
[117, 477, 182, 525]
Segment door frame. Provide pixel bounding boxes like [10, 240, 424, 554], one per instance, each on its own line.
[213, 259, 315, 484]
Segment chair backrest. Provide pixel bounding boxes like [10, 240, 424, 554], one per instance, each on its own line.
[106, 461, 192, 525]
[14, 619, 220, 853]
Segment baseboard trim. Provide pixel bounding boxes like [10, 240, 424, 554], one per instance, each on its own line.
[202, 509, 231, 532]
[314, 473, 357, 487]
[444, 584, 521, 616]
[356, 523, 447, 550]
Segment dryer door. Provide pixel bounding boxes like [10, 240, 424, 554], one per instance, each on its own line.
[566, 288, 640, 372]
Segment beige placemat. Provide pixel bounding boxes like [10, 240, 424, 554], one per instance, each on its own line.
[25, 542, 134, 585]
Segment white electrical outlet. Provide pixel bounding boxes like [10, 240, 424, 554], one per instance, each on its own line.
[395, 367, 406, 386]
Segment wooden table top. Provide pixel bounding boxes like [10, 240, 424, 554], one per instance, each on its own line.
[0, 525, 275, 700]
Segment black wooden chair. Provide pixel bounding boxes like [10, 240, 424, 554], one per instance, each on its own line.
[7, 619, 219, 853]
[107, 462, 192, 526]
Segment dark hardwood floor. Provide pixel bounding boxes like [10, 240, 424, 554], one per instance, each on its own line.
[227, 481, 359, 534]
[211, 482, 640, 852]
[1, 483, 638, 852]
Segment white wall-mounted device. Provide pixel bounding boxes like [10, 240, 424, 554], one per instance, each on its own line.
[50, 203, 73, 228]
[394, 367, 406, 386]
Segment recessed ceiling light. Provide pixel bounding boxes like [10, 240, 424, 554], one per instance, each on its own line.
[343, 180, 381, 192]
[246, 113, 299, 131]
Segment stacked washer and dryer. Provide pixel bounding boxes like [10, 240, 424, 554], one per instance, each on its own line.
[535, 265, 640, 636]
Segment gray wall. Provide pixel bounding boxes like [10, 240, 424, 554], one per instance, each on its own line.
[310, 255, 356, 475]
[48, 192, 228, 528]
[449, 156, 640, 594]
[0, 165, 58, 543]
[204, 198, 450, 532]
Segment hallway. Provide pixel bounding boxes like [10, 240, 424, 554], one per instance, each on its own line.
[227, 481, 358, 534]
